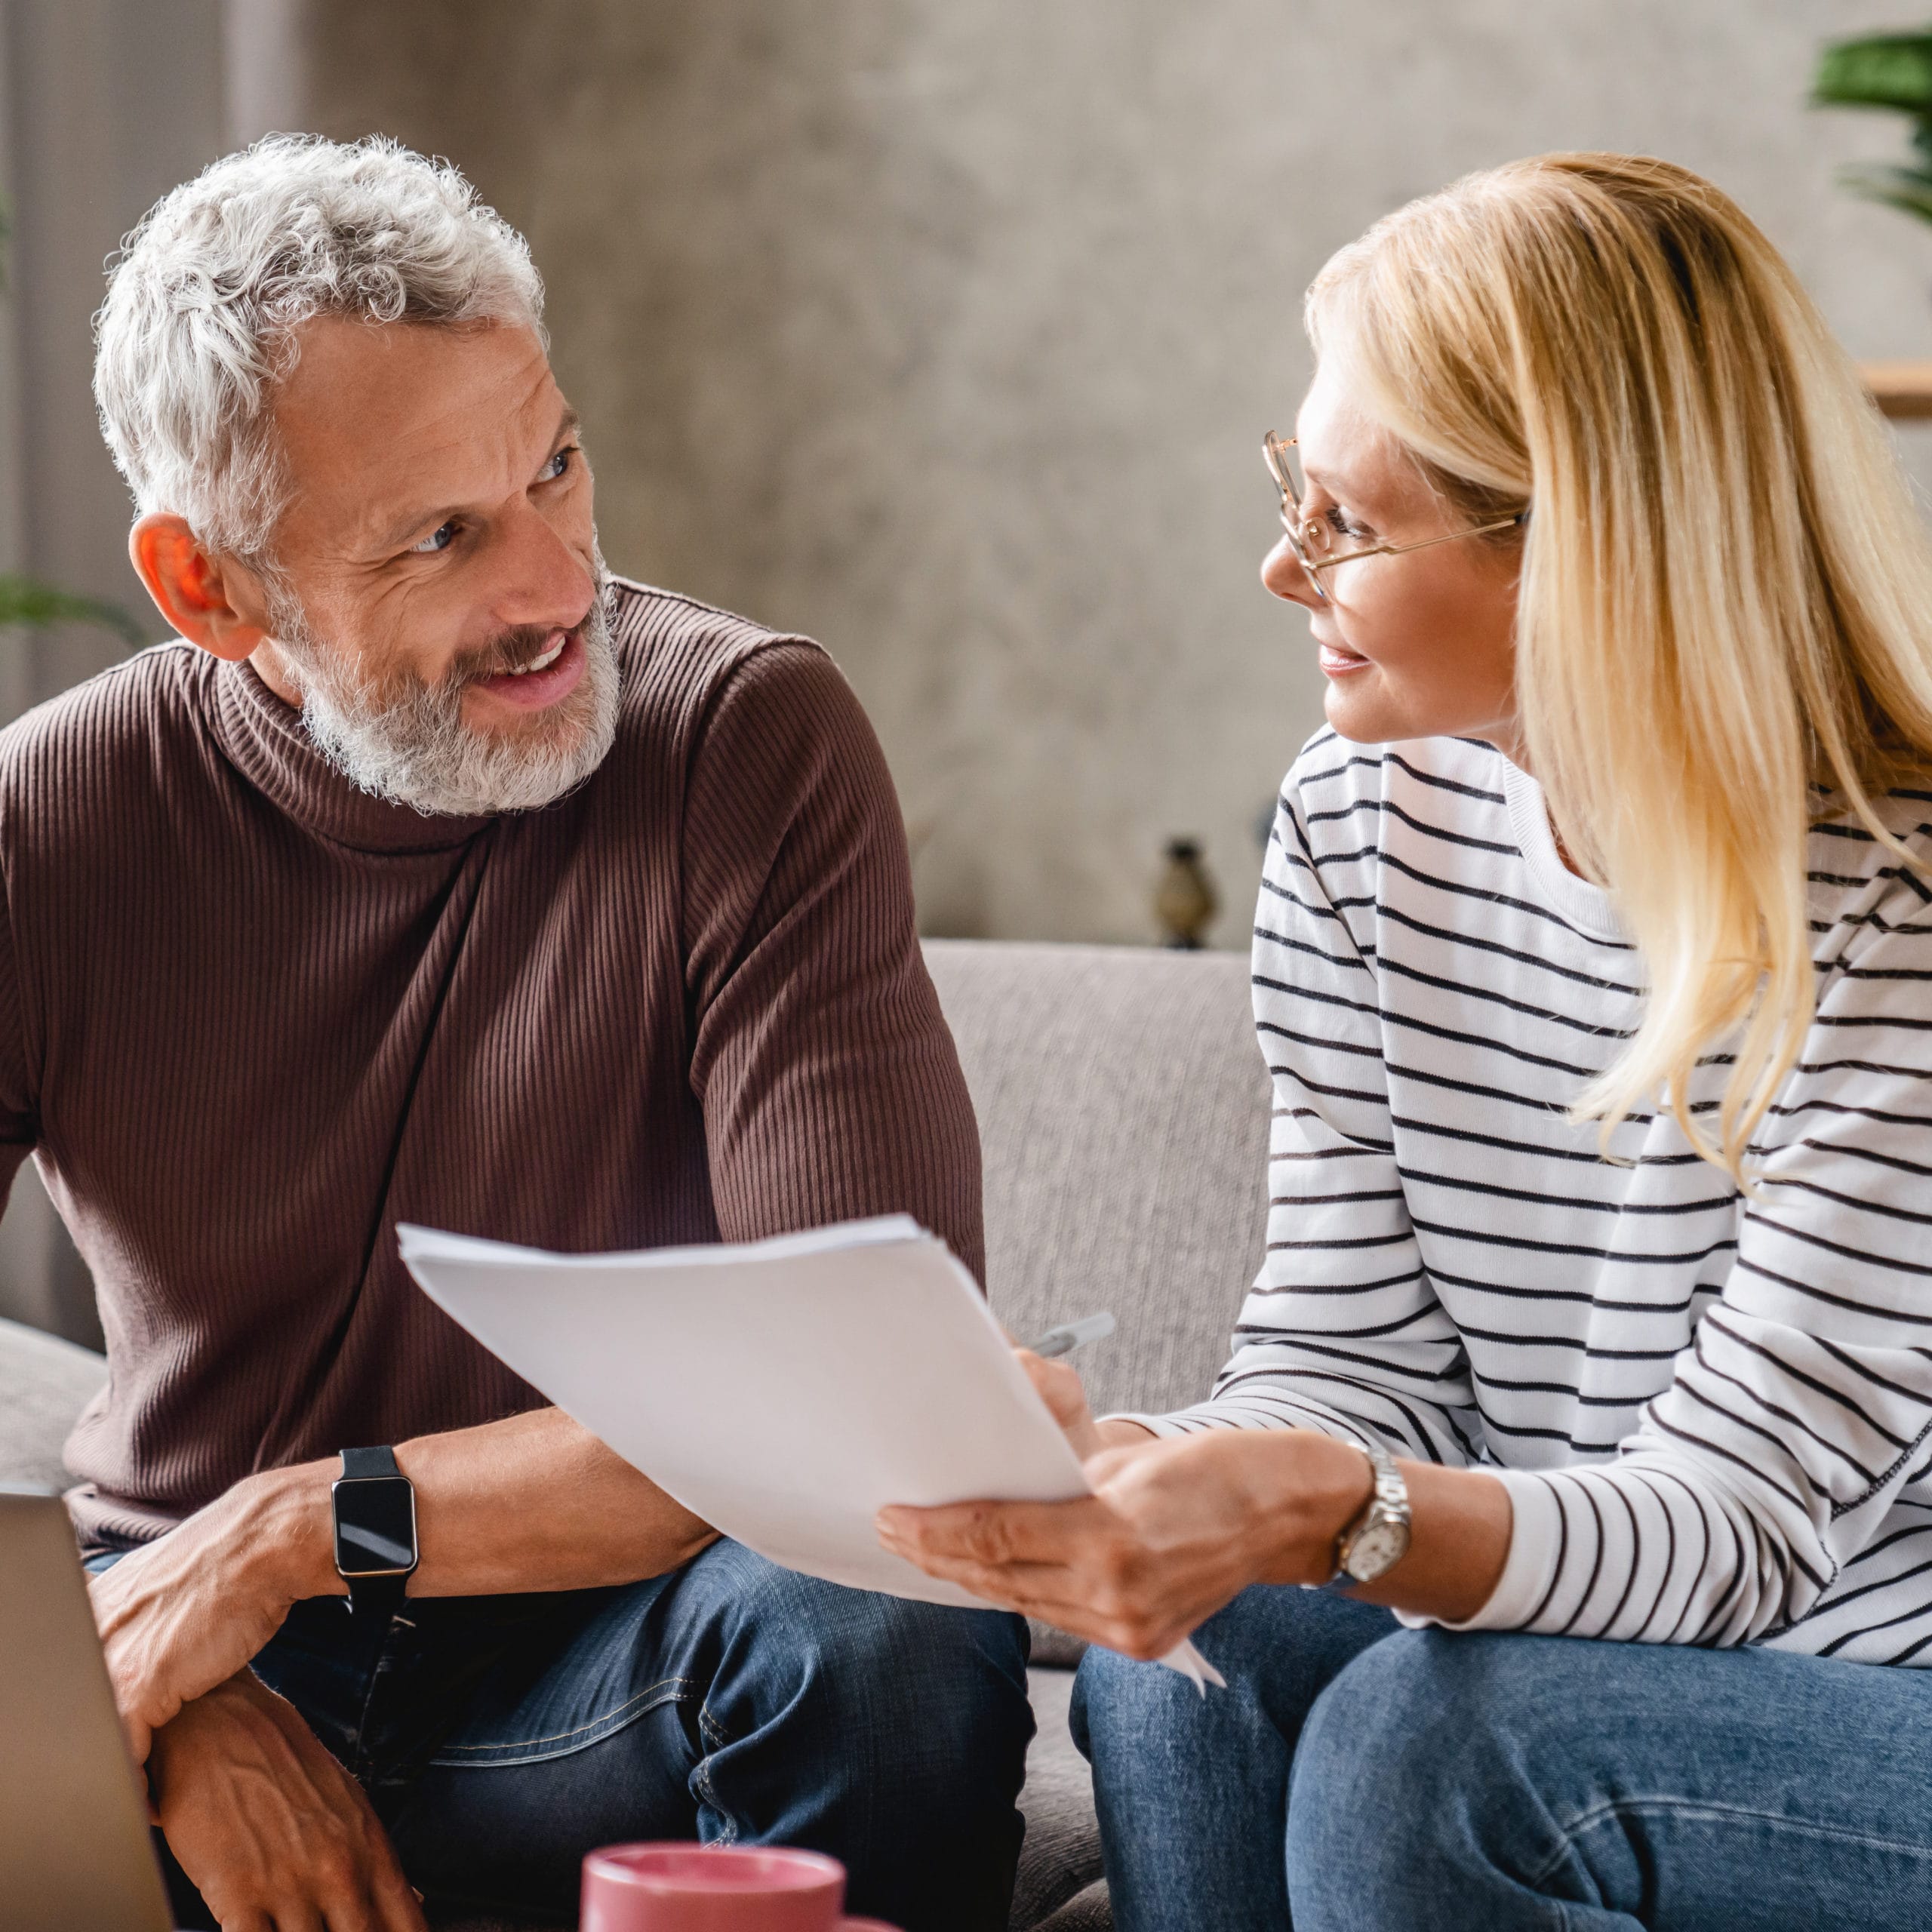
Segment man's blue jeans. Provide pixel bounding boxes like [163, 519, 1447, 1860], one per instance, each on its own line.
[1072, 1583, 1932, 1930]
[93, 1539, 1031, 1930]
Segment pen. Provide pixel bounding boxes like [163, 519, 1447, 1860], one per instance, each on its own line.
[1023, 1312, 1115, 1360]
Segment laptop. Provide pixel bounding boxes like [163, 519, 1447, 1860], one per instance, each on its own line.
[0, 1487, 175, 1930]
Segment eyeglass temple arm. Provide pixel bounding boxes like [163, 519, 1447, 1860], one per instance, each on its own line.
[1301, 511, 1524, 576]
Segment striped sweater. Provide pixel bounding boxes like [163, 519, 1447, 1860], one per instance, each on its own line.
[1138, 731, 1932, 1665]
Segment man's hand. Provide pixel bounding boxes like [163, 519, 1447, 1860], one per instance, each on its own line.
[91, 1408, 720, 1764]
[91, 1467, 336, 1763]
[149, 1672, 428, 1932]
[878, 1426, 1376, 1660]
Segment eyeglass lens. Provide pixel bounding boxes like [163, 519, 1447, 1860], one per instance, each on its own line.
[1266, 435, 1338, 565]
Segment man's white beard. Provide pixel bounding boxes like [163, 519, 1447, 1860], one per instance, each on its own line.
[268, 570, 620, 817]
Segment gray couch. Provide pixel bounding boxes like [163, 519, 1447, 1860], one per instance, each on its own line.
[0, 939, 1267, 1931]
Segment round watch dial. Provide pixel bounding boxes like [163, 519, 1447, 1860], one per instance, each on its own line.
[1345, 1515, 1411, 1583]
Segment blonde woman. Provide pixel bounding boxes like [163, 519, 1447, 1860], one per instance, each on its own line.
[878, 154, 1932, 1930]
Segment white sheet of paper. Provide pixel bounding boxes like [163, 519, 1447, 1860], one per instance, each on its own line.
[397, 1216, 1222, 1689]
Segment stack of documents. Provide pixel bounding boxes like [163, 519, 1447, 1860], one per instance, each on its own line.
[400, 1215, 1220, 1687]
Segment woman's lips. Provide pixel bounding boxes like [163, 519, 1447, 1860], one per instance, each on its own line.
[1318, 641, 1373, 678]
[473, 628, 586, 710]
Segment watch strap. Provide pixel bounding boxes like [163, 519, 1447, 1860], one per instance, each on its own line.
[343, 1568, 409, 1619]
[340, 1444, 402, 1481]
[1325, 1440, 1410, 1588]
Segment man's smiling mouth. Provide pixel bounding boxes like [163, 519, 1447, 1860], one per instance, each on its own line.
[502, 632, 568, 676]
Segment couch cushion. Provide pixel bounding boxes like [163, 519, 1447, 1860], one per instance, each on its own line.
[0, 1315, 106, 1493]
[923, 940, 1267, 1422]
[1011, 1664, 1106, 1930]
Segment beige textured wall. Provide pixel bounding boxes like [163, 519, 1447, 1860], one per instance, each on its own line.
[245, 0, 1932, 947]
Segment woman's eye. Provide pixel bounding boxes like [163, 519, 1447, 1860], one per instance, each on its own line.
[1325, 506, 1371, 542]
[412, 521, 458, 555]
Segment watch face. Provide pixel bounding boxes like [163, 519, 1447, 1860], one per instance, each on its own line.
[1346, 1516, 1411, 1583]
[333, 1476, 418, 1577]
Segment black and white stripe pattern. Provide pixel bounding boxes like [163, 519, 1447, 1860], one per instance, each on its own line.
[1134, 731, 1932, 1664]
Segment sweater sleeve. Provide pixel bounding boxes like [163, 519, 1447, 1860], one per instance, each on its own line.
[679, 641, 985, 1281]
[1120, 761, 1483, 1463]
[1421, 888, 1932, 1648]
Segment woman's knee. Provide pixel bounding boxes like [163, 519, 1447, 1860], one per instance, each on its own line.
[1296, 1629, 1511, 1797]
[1075, 1584, 1397, 1774]
[1289, 1629, 1575, 1912]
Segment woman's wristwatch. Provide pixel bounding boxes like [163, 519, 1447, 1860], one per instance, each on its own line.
[1326, 1440, 1412, 1586]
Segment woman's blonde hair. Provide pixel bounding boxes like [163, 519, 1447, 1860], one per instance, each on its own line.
[1307, 152, 1932, 1180]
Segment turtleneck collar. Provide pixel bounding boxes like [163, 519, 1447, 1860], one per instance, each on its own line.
[208, 655, 494, 854]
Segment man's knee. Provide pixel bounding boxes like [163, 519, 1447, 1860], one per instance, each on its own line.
[678, 1543, 1031, 1766]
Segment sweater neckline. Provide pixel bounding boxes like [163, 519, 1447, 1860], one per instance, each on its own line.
[208, 654, 494, 854]
[1499, 757, 1625, 943]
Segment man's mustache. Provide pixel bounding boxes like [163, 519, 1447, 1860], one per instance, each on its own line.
[451, 615, 589, 685]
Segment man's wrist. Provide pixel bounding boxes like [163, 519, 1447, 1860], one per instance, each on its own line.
[237, 1460, 345, 1602]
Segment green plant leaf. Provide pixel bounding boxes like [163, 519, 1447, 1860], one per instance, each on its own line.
[0, 574, 145, 645]
[1814, 33, 1932, 113]
[1838, 160, 1932, 226]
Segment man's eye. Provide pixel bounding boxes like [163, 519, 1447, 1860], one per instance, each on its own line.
[412, 521, 459, 555]
[541, 446, 578, 482]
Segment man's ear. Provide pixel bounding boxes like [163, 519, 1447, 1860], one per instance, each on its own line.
[128, 515, 272, 663]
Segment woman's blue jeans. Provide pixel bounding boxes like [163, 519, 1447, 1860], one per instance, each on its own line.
[92, 1538, 1030, 1930]
[1072, 1583, 1932, 1931]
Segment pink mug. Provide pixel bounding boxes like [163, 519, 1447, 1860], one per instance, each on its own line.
[580, 1843, 902, 1932]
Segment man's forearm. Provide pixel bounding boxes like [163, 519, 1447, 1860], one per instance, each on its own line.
[250, 1406, 715, 1601]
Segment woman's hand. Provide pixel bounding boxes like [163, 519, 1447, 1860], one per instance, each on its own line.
[878, 1426, 1376, 1660]
[1014, 1348, 1103, 1460]
[1012, 1347, 1159, 1462]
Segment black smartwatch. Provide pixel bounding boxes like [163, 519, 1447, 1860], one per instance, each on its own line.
[331, 1446, 418, 1620]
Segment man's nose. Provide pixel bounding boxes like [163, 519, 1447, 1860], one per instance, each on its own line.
[489, 502, 597, 632]
[1261, 533, 1324, 611]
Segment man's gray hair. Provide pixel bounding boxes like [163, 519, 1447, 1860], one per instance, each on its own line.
[94, 134, 544, 558]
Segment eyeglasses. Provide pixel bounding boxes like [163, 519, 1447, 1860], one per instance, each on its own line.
[1263, 432, 1524, 604]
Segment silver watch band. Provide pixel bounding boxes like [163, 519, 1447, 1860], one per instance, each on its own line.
[1326, 1440, 1412, 1588]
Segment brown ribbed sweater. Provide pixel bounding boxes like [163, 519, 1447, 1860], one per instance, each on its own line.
[0, 580, 983, 1549]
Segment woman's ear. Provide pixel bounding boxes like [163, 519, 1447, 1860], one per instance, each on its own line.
[128, 515, 271, 663]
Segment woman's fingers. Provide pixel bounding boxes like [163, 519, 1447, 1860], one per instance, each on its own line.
[1014, 1349, 1102, 1458]
[878, 1495, 1103, 1568]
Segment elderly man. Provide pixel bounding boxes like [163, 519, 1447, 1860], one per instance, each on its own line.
[5, 135, 1028, 1930]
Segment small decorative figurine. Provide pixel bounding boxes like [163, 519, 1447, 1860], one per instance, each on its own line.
[1155, 838, 1219, 949]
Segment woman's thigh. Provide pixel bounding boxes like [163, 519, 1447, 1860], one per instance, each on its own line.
[1073, 1585, 1398, 1932]
[1290, 1629, 1932, 1932]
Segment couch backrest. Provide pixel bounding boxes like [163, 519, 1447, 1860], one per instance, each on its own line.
[0, 1317, 106, 1491]
[923, 940, 1268, 1420]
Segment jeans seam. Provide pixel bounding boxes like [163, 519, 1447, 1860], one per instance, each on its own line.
[426, 1675, 694, 1765]
[1531, 1795, 1932, 1890]
[694, 1700, 741, 1845]
[344, 1611, 408, 1780]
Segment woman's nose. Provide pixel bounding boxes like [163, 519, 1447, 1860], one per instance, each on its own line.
[1261, 533, 1324, 610]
